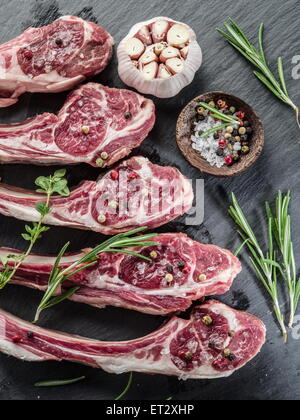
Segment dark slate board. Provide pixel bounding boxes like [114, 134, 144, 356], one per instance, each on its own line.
[0, 0, 299, 401]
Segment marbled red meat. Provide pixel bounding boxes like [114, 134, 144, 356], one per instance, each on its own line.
[0, 16, 114, 107]
[0, 157, 193, 235]
[0, 233, 241, 315]
[0, 300, 266, 379]
[0, 83, 155, 167]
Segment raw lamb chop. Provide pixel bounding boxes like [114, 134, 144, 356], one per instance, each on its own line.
[0, 83, 156, 167]
[0, 156, 194, 234]
[0, 233, 242, 315]
[0, 16, 114, 107]
[0, 300, 266, 379]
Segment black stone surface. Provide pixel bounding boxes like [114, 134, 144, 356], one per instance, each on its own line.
[0, 0, 299, 401]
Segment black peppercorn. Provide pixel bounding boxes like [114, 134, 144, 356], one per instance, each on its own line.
[246, 127, 253, 134]
[177, 262, 185, 269]
[232, 129, 239, 137]
[166, 265, 174, 273]
[213, 133, 220, 140]
[27, 331, 34, 339]
[124, 112, 132, 119]
[240, 135, 248, 142]
[55, 38, 63, 46]
[227, 353, 237, 361]
[243, 120, 250, 127]
[198, 115, 205, 121]
[216, 149, 224, 157]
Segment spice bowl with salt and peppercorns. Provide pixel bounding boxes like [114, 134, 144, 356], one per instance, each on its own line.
[176, 92, 264, 177]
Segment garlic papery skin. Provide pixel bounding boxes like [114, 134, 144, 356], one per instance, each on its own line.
[117, 17, 202, 99]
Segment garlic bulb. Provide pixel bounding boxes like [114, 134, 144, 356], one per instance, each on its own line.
[117, 17, 202, 98]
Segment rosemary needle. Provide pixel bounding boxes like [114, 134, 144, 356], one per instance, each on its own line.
[115, 372, 133, 401]
[34, 376, 85, 387]
[217, 18, 300, 131]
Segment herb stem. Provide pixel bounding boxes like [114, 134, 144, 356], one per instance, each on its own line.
[217, 19, 300, 132]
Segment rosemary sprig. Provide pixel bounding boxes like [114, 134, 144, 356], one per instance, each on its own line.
[115, 372, 133, 401]
[229, 193, 288, 342]
[266, 191, 300, 328]
[34, 376, 85, 387]
[33, 228, 157, 322]
[217, 18, 300, 130]
[0, 170, 70, 290]
[198, 102, 241, 138]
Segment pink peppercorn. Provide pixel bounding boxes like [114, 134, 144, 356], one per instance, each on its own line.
[219, 139, 227, 149]
[225, 156, 233, 166]
[12, 335, 21, 343]
[111, 171, 119, 181]
[237, 111, 245, 119]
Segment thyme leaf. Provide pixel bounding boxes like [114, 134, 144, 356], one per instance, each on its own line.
[0, 170, 70, 290]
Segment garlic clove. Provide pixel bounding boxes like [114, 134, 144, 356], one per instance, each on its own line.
[157, 63, 172, 79]
[125, 38, 145, 60]
[153, 42, 168, 56]
[139, 48, 158, 65]
[180, 45, 189, 59]
[167, 24, 190, 47]
[142, 61, 158, 80]
[135, 25, 153, 46]
[160, 46, 181, 63]
[165, 57, 184, 74]
[151, 20, 170, 43]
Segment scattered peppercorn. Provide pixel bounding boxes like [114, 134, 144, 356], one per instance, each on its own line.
[213, 133, 220, 140]
[225, 155, 233, 166]
[229, 106, 236, 114]
[219, 138, 227, 149]
[208, 101, 215, 108]
[55, 38, 63, 46]
[81, 126, 90, 135]
[243, 120, 250, 127]
[232, 129, 239, 137]
[150, 251, 158, 259]
[96, 158, 104, 167]
[197, 106, 205, 115]
[124, 112, 132, 119]
[101, 152, 109, 160]
[238, 127, 247, 135]
[226, 126, 234, 134]
[12, 335, 21, 343]
[246, 127, 253, 134]
[27, 331, 34, 339]
[241, 145, 250, 155]
[98, 215, 106, 223]
[237, 110, 245, 119]
[216, 149, 224, 157]
[165, 274, 174, 283]
[111, 170, 119, 181]
[240, 135, 248, 142]
[198, 115, 205, 121]
[202, 315, 213, 325]
[177, 261, 185, 269]
[166, 265, 174, 273]
[198, 274, 207, 282]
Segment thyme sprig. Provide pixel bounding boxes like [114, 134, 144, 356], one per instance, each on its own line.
[229, 193, 287, 342]
[34, 228, 157, 322]
[0, 170, 70, 290]
[198, 102, 241, 138]
[266, 191, 300, 328]
[217, 18, 300, 130]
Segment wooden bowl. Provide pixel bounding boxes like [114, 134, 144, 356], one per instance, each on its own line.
[176, 92, 264, 177]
